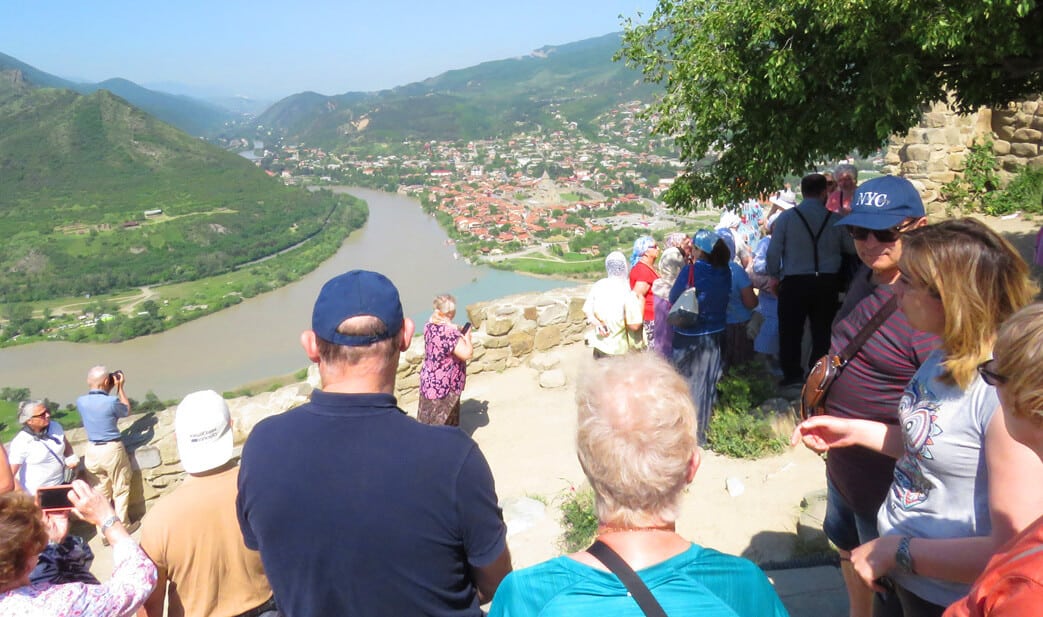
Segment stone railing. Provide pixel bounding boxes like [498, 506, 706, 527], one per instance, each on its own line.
[395, 285, 590, 403]
[882, 95, 1043, 204]
[63, 284, 593, 519]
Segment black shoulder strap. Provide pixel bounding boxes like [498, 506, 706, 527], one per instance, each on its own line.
[793, 208, 833, 275]
[587, 540, 668, 617]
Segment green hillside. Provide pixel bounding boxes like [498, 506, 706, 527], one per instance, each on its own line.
[0, 74, 366, 303]
[258, 33, 658, 146]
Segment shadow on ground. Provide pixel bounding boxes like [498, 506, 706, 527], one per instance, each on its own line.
[460, 399, 490, 436]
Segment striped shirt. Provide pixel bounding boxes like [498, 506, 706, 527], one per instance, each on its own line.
[825, 267, 938, 516]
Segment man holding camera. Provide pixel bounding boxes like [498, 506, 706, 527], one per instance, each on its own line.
[76, 365, 134, 531]
[237, 270, 511, 616]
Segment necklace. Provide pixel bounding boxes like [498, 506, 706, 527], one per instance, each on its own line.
[597, 523, 676, 535]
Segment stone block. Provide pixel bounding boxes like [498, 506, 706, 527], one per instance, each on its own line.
[1022, 100, 1040, 115]
[884, 151, 902, 165]
[508, 330, 534, 355]
[992, 140, 1012, 156]
[568, 296, 587, 321]
[397, 372, 419, 390]
[530, 353, 561, 371]
[923, 112, 947, 128]
[537, 303, 568, 326]
[902, 128, 927, 145]
[903, 144, 932, 161]
[1011, 142, 1039, 157]
[994, 123, 1016, 141]
[901, 161, 924, 174]
[485, 316, 516, 336]
[534, 325, 563, 351]
[1001, 157, 1024, 172]
[923, 128, 949, 145]
[1027, 155, 1043, 169]
[483, 334, 510, 349]
[1031, 116, 1043, 132]
[523, 306, 538, 321]
[1016, 112, 1036, 127]
[926, 160, 950, 173]
[465, 304, 487, 329]
[1012, 127, 1043, 142]
[947, 153, 967, 171]
[927, 171, 955, 185]
[539, 369, 567, 389]
[132, 446, 162, 470]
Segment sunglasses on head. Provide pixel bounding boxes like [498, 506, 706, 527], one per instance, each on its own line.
[847, 224, 907, 243]
[977, 359, 1007, 387]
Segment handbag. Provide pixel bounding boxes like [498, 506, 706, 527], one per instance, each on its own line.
[588, 540, 668, 617]
[800, 295, 898, 420]
[667, 265, 699, 329]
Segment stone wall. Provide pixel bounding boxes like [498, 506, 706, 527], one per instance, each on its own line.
[63, 284, 593, 518]
[882, 95, 1043, 204]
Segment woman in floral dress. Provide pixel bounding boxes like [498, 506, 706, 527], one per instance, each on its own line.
[418, 294, 473, 426]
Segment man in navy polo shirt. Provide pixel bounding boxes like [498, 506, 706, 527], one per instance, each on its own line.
[236, 270, 511, 617]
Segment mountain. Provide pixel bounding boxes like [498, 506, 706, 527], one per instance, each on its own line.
[257, 32, 658, 146]
[0, 70, 363, 302]
[0, 52, 235, 136]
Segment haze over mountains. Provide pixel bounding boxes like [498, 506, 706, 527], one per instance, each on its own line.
[1, 31, 650, 143]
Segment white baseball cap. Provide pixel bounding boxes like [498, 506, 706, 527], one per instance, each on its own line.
[175, 390, 233, 474]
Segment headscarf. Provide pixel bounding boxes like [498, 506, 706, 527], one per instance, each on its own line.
[716, 211, 741, 231]
[604, 251, 628, 280]
[652, 247, 684, 300]
[630, 235, 657, 267]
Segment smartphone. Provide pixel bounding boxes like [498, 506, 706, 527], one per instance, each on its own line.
[461, 322, 472, 334]
[37, 485, 75, 512]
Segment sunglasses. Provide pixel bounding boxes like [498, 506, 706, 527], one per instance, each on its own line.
[30, 410, 50, 419]
[847, 224, 908, 243]
[977, 359, 1007, 387]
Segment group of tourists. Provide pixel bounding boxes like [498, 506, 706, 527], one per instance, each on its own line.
[2, 170, 1043, 616]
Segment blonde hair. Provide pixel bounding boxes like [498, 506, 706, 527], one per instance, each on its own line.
[900, 218, 1037, 388]
[575, 353, 697, 527]
[432, 294, 456, 316]
[995, 303, 1043, 423]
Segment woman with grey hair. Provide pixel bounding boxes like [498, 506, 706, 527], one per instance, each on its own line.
[418, 294, 473, 426]
[827, 163, 859, 214]
[489, 353, 787, 616]
[7, 400, 77, 496]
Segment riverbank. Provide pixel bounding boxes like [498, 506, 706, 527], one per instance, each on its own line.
[0, 188, 577, 405]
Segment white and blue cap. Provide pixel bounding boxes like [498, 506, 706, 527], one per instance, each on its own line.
[175, 390, 233, 474]
[837, 175, 925, 230]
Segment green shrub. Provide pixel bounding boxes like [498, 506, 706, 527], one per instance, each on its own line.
[559, 485, 599, 552]
[942, 140, 1043, 215]
[707, 366, 787, 459]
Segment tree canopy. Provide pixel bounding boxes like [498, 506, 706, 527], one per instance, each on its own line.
[619, 0, 1043, 208]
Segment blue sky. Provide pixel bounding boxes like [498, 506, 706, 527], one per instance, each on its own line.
[2, 0, 658, 101]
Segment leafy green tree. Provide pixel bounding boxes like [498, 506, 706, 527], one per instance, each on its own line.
[619, 0, 1043, 208]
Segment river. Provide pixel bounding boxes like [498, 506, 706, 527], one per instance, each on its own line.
[0, 188, 575, 405]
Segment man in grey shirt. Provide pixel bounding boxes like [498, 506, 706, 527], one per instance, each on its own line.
[766, 173, 852, 386]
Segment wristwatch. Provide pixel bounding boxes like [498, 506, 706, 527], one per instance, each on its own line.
[895, 536, 915, 574]
[100, 514, 119, 534]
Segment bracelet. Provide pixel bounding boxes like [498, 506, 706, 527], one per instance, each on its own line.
[99, 514, 119, 534]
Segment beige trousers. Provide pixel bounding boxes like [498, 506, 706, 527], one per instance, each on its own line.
[85, 441, 132, 522]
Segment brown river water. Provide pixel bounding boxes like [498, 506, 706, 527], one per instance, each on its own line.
[0, 188, 574, 405]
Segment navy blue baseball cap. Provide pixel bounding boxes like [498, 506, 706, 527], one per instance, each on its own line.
[837, 175, 925, 230]
[312, 270, 404, 346]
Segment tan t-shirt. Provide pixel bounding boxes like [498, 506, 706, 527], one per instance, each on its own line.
[140, 466, 272, 617]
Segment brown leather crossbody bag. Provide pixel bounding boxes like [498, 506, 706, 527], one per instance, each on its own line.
[800, 295, 898, 420]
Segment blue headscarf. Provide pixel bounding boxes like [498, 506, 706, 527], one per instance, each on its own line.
[630, 235, 656, 267]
